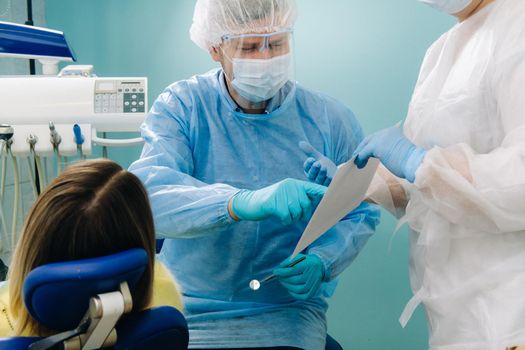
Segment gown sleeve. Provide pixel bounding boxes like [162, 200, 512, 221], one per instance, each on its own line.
[409, 49, 525, 233]
[129, 86, 239, 239]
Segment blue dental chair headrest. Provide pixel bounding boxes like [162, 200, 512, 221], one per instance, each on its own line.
[23, 248, 147, 331]
[0, 248, 188, 349]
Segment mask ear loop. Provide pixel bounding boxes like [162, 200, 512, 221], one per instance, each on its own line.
[217, 45, 236, 83]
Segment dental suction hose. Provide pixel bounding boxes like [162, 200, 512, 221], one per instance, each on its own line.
[0, 124, 14, 200]
[0, 125, 19, 251]
[49, 122, 62, 174]
[73, 124, 86, 159]
[0, 125, 14, 257]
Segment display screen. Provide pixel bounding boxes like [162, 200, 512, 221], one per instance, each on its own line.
[97, 81, 116, 92]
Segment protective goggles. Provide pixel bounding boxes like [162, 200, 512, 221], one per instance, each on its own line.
[221, 28, 293, 59]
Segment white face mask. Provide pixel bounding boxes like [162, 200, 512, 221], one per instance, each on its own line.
[418, 0, 473, 14]
[231, 53, 292, 103]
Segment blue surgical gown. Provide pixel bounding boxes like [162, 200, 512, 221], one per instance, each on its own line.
[129, 69, 380, 349]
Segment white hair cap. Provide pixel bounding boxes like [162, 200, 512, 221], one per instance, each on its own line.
[190, 0, 298, 51]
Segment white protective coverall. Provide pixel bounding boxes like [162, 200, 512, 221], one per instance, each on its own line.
[367, 0, 525, 348]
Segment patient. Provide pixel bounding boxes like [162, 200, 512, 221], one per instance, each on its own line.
[0, 159, 182, 336]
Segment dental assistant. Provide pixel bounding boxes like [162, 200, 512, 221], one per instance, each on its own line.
[302, 0, 525, 349]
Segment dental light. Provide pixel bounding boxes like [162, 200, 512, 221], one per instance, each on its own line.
[0, 20, 76, 75]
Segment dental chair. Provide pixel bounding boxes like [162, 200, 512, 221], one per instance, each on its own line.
[0, 248, 189, 350]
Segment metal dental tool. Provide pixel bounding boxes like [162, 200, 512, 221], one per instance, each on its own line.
[27, 133, 46, 194]
[49, 122, 63, 175]
[249, 255, 306, 291]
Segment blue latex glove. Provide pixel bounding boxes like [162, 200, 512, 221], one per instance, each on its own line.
[273, 253, 325, 300]
[353, 126, 426, 183]
[299, 141, 337, 187]
[231, 178, 326, 225]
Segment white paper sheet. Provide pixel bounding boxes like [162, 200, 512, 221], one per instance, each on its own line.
[292, 158, 380, 258]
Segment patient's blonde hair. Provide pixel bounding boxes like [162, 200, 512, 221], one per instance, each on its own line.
[8, 159, 155, 336]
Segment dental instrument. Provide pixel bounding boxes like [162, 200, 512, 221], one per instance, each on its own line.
[27, 133, 46, 193]
[73, 124, 85, 160]
[49, 122, 62, 175]
[249, 255, 306, 291]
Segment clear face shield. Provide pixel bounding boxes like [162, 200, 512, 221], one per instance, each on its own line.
[220, 29, 295, 107]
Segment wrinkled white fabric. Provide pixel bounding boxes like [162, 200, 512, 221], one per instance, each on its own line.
[396, 0, 525, 348]
[190, 0, 298, 51]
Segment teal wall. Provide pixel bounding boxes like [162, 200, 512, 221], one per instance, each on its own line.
[45, 1, 454, 348]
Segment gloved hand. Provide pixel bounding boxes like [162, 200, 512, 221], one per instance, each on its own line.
[353, 126, 426, 183]
[273, 253, 325, 300]
[299, 141, 337, 187]
[230, 178, 326, 225]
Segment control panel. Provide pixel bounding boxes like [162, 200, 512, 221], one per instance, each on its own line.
[94, 79, 146, 114]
